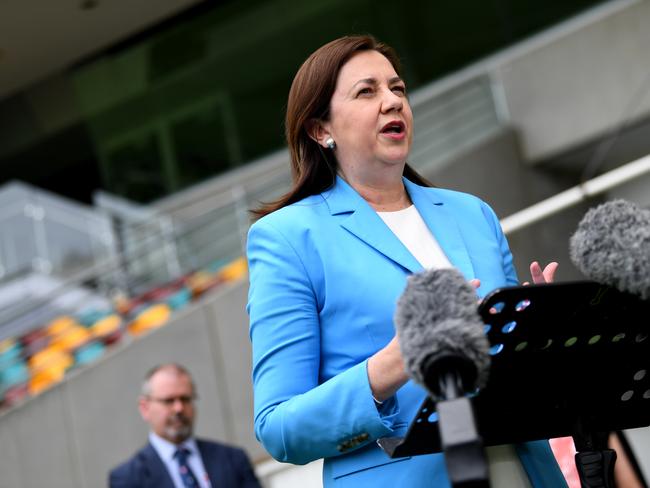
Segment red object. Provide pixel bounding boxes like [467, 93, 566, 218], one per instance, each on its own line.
[549, 437, 580, 488]
[2, 383, 29, 408]
[20, 328, 50, 357]
[101, 328, 123, 346]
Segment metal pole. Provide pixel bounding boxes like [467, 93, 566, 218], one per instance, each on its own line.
[501, 154, 650, 235]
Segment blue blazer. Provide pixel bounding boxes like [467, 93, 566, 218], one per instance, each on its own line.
[108, 439, 261, 488]
[247, 176, 567, 487]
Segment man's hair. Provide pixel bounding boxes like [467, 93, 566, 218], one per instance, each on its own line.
[140, 363, 195, 397]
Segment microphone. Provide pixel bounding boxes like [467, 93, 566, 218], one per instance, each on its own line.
[394, 268, 491, 487]
[569, 199, 650, 300]
[394, 267, 490, 401]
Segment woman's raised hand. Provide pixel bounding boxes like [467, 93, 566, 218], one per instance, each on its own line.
[524, 261, 558, 285]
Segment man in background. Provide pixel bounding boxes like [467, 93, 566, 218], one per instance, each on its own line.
[109, 363, 262, 488]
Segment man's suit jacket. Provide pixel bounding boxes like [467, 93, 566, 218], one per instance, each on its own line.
[247, 176, 568, 487]
[108, 438, 261, 488]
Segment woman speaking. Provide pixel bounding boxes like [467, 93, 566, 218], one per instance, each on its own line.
[246, 35, 565, 487]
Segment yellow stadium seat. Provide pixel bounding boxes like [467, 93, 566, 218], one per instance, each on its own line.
[186, 270, 221, 296]
[0, 338, 17, 354]
[128, 303, 171, 336]
[28, 346, 73, 372]
[46, 316, 78, 336]
[29, 365, 67, 396]
[218, 256, 248, 282]
[27, 344, 75, 395]
[90, 314, 122, 339]
[51, 325, 91, 351]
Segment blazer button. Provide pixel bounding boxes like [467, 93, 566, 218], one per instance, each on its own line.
[337, 433, 369, 452]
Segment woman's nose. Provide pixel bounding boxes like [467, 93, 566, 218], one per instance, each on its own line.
[381, 88, 403, 113]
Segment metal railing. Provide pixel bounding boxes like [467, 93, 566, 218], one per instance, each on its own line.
[501, 154, 650, 235]
[0, 182, 114, 280]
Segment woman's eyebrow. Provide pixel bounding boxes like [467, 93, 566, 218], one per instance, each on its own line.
[350, 76, 403, 93]
[351, 77, 377, 90]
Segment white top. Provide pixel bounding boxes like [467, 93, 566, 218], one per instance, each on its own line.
[377, 205, 452, 269]
[379, 208, 530, 488]
[149, 431, 212, 488]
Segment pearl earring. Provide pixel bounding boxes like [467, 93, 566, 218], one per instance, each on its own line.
[325, 137, 336, 150]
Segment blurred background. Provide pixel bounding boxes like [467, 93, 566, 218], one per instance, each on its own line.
[1, 0, 649, 486]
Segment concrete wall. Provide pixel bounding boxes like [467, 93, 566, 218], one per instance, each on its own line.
[0, 279, 265, 488]
[422, 128, 594, 283]
[498, 0, 650, 162]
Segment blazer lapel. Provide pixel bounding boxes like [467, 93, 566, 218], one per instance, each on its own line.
[142, 444, 175, 488]
[404, 178, 475, 280]
[197, 440, 226, 486]
[324, 176, 422, 273]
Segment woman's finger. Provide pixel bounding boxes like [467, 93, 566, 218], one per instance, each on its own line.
[528, 261, 559, 284]
[542, 262, 559, 283]
[529, 261, 544, 284]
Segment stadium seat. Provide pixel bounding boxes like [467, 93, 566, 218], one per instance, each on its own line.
[127, 303, 171, 336]
[0, 358, 29, 401]
[74, 341, 106, 366]
[28, 346, 74, 395]
[89, 314, 123, 345]
[165, 286, 192, 310]
[20, 328, 50, 357]
[0, 338, 22, 366]
[218, 256, 248, 282]
[51, 326, 91, 352]
[186, 270, 223, 297]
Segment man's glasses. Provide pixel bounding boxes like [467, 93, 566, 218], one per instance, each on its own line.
[146, 395, 196, 407]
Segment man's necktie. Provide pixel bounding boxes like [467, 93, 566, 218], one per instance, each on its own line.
[174, 447, 200, 488]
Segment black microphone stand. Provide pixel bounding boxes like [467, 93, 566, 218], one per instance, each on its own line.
[378, 281, 650, 488]
[573, 425, 616, 488]
[430, 365, 489, 488]
[436, 373, 490, 488]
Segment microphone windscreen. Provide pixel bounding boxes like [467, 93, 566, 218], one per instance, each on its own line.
[394, 268, 490, 394]
[569, 199, 650, 300]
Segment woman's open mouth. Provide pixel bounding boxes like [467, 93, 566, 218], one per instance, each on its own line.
[380, 120, 406, 140]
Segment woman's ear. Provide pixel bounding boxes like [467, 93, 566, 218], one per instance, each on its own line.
[306, 119, 330, 148]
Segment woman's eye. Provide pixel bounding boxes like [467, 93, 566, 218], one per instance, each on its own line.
[392, 86, 406, 95]
[357, 87, 372, 96]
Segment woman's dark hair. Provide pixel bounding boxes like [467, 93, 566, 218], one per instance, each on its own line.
[252, 34, 432, 219]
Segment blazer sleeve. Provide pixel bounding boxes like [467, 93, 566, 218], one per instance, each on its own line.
[247, 219, 401, 465]
[232, 447, 263, 488]
[108, 463, 138, 488]
[479, 200, 519, 286]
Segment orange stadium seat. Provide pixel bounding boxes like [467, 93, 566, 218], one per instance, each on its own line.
[127, 303, 172, 336]
[89, 314, 123, 345]
[46, 316, 78, 336]
[217, 256, 248, 282]
[186, 270, 224, 297]
[50, 325, 92, 352]
[28, 346, 74, 395]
